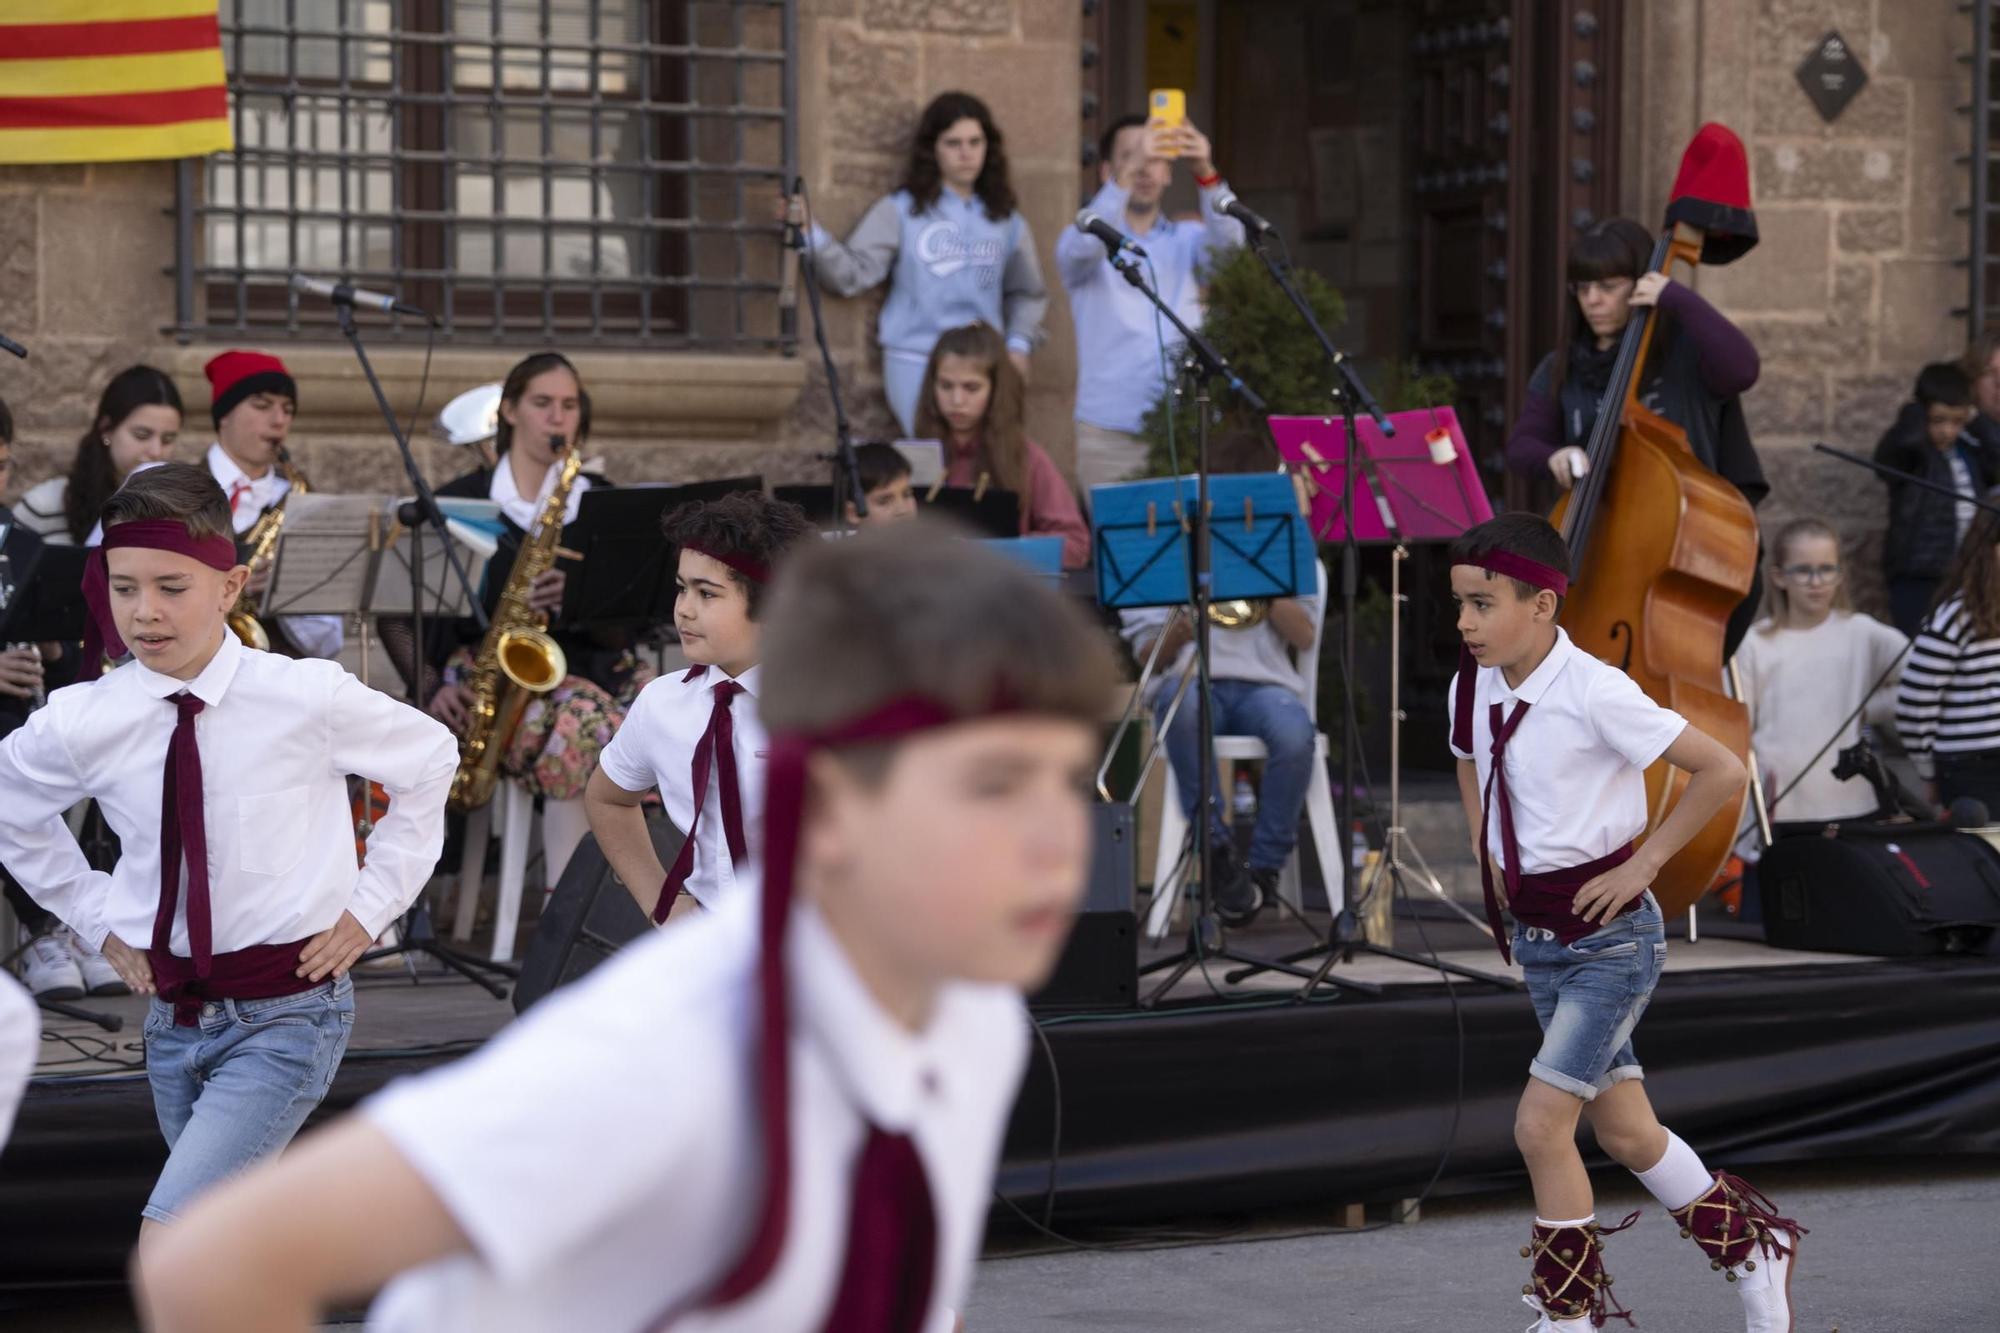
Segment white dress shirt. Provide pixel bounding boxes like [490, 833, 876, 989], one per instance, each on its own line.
[489, 454, 590, 530]
[365, 888, 1029, 1333]
[1448, 628, 1688, 873]
[0, 629, 458, 952]
[596, 665, 766, 908]
[0, 972, 36, 1150]
[205, 442, 345, 659]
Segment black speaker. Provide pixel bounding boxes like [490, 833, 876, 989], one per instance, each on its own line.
[1759, 821, 2000, 956]
[513, 821, 680, 1013]
[1030, 801, 1139, 1012]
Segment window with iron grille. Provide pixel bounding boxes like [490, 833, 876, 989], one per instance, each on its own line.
[173, 0, 796, 349]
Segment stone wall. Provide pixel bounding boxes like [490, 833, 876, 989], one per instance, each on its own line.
[787, 0, 1083, 467]
[0, 4, 1086, 496]
[1621, 0, 1969, 613]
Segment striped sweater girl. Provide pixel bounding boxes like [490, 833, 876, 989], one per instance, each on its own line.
[1894, 595, 2000, 780]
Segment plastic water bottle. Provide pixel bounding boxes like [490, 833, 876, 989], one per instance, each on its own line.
[1233, 770, 1257, 818]
[1350, 820, 1369, 877]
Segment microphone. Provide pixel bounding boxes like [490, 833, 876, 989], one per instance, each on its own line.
[1948, 796, 1991, 829]
[1075, 210, 1147, 259]
[0, 331, 24, 359]
[1211, 188, 1273, 239]
[779, 178, 804, 312]
[291, 273, 434, 322]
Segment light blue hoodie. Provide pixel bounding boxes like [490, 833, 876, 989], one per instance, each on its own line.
[806, 188, 1048, 362]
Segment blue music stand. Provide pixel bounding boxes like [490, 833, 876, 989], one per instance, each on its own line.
[1089, 472, 1311, 610]
[982, 534, 1063, 582]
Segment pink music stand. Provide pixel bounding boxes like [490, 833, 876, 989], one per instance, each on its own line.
[1268, 406, 1493, 544]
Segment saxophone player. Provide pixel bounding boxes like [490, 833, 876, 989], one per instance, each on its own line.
[201, 351, 343, 660]
[417, 354, 647, 888]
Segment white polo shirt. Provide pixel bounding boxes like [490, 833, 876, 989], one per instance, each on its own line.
[364, 889, 1029, 1333]
[1448, 628, 1686, 873]
[595, 664, 767, 908]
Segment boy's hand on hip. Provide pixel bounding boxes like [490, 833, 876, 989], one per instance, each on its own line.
[1572, 859, 1651, 924]
[297, 911, 373, 982]
[101, 934, 155, 994]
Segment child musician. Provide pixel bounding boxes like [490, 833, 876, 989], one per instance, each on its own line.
[0, 463, 457, 1242]
[200, 349, 344, 659]
[586, 491, 817, 924]
[844, 441, 921, 528]
[136, 522, 1117, 1333]
[1448, 513, 1805, 1333]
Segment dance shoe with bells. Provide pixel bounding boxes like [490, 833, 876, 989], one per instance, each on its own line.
[1519, 1212, 1638, 1330]
[1670, 1172, 1806, 1333]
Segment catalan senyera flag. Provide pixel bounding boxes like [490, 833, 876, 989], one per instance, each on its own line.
[0, 1, 232, 165]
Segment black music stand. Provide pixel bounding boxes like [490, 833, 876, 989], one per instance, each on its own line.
[560, 479, 764, 632]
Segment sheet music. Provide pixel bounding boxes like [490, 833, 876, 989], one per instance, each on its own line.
[371, 509, 492, 619]
[892, 439, 947, 487]
[262, 493, 391, 618]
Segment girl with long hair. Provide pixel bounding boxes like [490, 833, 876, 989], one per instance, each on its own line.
[1897, 499, 2000, 812]
[402, 354, 647, 895]
[914, 322, 1089, 568]
[1736, 518, 1907, 828]
[787, 91, 1049, 434]
[17, 364, 183, 546]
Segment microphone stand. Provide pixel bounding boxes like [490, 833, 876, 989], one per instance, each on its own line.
[1096, 249, 1306, 1006]
[330, 300, 516, 996]
[1234, 230, 1516, 997]
[786, 180, 868, 525]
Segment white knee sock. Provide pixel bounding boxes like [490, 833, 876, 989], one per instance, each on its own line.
[1634, 1130, 1712, 1211]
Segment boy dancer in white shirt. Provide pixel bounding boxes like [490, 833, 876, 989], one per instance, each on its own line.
[1449, 512, 1805, 1332]
[587, 491, 817, 924]
[0, 463, 456, 1246]
[136, 521, 1118, 1333]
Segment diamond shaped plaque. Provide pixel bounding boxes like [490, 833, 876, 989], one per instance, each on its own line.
[1796, 30, 1868, 123]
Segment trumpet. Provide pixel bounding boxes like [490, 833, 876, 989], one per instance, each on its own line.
[1207, 598, 1270, 630]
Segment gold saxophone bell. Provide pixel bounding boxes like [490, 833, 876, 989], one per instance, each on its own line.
[1207, 599, 1270, 630]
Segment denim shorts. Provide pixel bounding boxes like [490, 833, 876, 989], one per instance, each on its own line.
[141, 975, 355, 1222]
[1514, 894, 1666, 1101]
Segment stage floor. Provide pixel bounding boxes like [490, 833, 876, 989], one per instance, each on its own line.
[8, 905, 2000, 1303]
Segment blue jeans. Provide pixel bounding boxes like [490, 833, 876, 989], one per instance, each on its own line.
[141, 975, 355, 1221]
[1156, 679, 1316, 871]
[1515, 894, 1666, 1101]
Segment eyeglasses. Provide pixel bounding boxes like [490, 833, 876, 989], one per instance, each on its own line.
[1568, 278, 1634, 299]
[1780, 563, 1841, 585]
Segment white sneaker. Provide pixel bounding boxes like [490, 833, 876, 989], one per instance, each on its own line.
[20, 928, 84, 1000]
[1736, 1230, 1798, 1333]
[65, 929, 129, 997]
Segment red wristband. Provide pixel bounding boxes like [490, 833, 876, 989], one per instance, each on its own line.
[1194, 171, 1222, 189]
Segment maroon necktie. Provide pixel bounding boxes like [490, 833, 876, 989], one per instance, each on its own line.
[153, 694, 213, 975]
[1479, 699, 1530, 965]
[818, 1127, 938, 1333]
[654, 679, 748, 923]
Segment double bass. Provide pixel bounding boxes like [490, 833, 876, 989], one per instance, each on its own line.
[1549, 123, 1761, 917]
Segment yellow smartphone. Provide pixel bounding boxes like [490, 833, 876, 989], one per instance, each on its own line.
[1148, 88, 1186, 156]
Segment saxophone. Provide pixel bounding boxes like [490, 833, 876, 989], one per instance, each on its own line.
[227, 446, 308, 651]
[448, 439, 578, 812]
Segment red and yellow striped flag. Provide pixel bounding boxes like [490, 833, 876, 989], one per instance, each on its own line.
[0, 1, 232, 165]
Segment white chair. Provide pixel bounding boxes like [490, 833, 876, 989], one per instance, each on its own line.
[452, 782, 588, 963]
[1144, 560, 1343, 942]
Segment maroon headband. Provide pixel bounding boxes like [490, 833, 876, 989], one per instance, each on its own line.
[681, 541, 770, 585]
[1459, 549, 1569, 596]
[703, 693, 981, 1314]
[1449, 550, 1569, 754]
[81, 520, 241, 681]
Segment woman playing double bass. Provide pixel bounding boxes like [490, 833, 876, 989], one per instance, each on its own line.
[1504, 216, 1769, 653]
